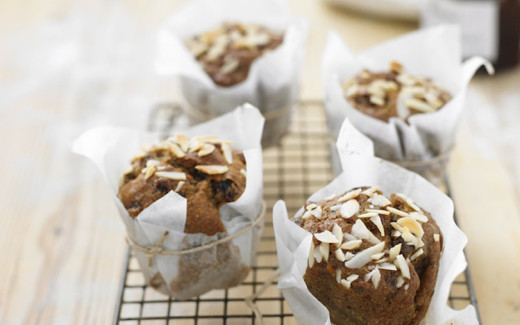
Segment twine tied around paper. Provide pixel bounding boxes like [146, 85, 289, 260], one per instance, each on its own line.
[126, 201, 266, 267]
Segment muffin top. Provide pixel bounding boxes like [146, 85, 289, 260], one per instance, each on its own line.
[294, 186, 443, 293]
[118, 135, 247, 235]
[185, 22, 284, 87]
[341, 61, 452, 122]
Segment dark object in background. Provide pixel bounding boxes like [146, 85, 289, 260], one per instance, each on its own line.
[421, 0, 520, 72]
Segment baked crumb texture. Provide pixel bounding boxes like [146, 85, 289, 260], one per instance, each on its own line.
[295, 186, 443, 325]
[342, 61, 452, 122]
[185, 22, 284, 87]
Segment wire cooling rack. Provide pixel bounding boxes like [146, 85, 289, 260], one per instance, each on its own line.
[113, 100, 481, 324]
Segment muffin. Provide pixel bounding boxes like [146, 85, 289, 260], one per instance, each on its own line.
[293, 186, 443, 325]
[341, 61, 452, 122]
[185, 22, 284, 87]
[118, 134, 251, 298]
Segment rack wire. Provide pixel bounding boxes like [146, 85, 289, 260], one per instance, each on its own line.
[113, 100, 481, 324]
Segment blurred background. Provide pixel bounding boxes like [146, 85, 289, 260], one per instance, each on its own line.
[0, 0, 519, 324]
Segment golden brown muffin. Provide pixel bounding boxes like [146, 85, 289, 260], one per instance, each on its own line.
[185, 22, 283, 87]
[119, 134, 247, 235]
[293, 186, 443, 325]
[342, 61, 452, 122]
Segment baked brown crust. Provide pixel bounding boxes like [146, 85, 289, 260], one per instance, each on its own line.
[118, 135, 247, 235]
[294, 186, 443, 325]
[185, 22, 283, 87]
[342, 61, 452, 122]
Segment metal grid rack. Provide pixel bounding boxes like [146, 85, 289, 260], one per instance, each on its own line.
[113, 100, 480, 324]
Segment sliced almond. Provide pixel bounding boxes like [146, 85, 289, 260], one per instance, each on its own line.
[336, 268, 342, 283]
[344, 242, 385, 269]
[366, 209, 390, 215]
[308, 240, 315, 268]
[195, 165, 228, 175]
[335, 248, 346, 262]
[221, 143, 233, 164]
[368, 194, 392, 207]
[189, 139, 204, 152]
[397, 217, 424, 238]
[155, 171, 187, 181]
[314, 230, 340, 244]
[146, 159, 160, 168]
[344, 252, 355, 261]
[395, 193, 421, 212]
[378, 263, 397, 271]
[370, 216, 385, 236]
[347, 274, 359, 282]
[320, 242, 330, 262]
[338, 189, 362, 203]
[371, 268, 381, 288]
[310, 206, 322, 219]
[302, 211, 312, 219]
[358, 212, 378, 219]
[395, 254, 410, 279]
[351, 220, 380, 245]
[197, 144, 215, 157]
[340, 199, 360, 219]
[389, 244, 401, 261]
[396, 276, 405, 288]
[340, 279, 352, 289]
[387, 207, 410, 218]
[174, 181, 185, 192]
[168, 142, 186, 158]
[434, 233, 441, 242]
[371, 252, 385, 261]
[369, 95, 385, 106]
[220, 58, 240, 75]
[332, 223, 343, 244]
[410, 248, 424, 261]
[361, 186, 379, 196]
[390, 61, 403, 74]
[410, 211, 429, 223]
[240, 168, 247, 177]
[144, 165, 156, 180]
[406, 98, 435, 113]
[314, 246, 323, 263]
[175, 134, 190, 152]
[340, 240, 362, 250]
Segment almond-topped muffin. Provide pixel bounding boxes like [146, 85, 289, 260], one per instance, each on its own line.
[293, 186, 443, 325]
[342, 61, 452, 122]
[119, 134, 247, 235]
[185, 22, 284, 87]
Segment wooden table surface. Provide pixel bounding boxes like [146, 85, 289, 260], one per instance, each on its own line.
[1, 0, 519, 324]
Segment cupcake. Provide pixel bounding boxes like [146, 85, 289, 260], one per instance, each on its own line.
[322, 26, 489, 183]
[296, 187, 442, 325]
[155, 0, 308, 147]
[74, 105, 265, 299]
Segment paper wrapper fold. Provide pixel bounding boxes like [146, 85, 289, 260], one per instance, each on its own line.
[322, 25, 490, 163]
[273, 118, 478, 324]
[155, 0, 308, 147]
[73, 104, 265, 299]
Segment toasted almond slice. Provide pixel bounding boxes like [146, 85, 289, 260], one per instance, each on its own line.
[315, 231, 340, 244]
[352, 220, 380, 245]
[365, 269, 376, 282]
[221, 143, 233, 164]
[395, 193, 421, 212]
[344, 242, 385, 269]
[340, 199, 360, 219]
[308, 240, 315, 268]
[144, 165, 156, 180]
[371, 268, 381, 288]
[306, 203, 317, 211]
[344, 233, 358, 241]
[335, 248, 346, 262]
[310, 206, 322, 219]
[410, 211, 428, 223]
[336, 269, 342, 283]
[123, 166, 134, 176]
[390, 61, 403, 73]
[425, 91, 444, 109]
[392, 230, 402, 237]
[401, 227, 417, 244]
[365, 209, 390, 215]
[406, 98, 435, 113]
[410, 248, 424, 261]
[302, 211, 312, 219]
[195, 165, 228, 175]
[361, 186, 379, 196]
[378, 263, 397, 271]
[369, 95, 385, 106]
[397, 217, 424, 238]
[371, 252, 385, 261]
[371, 216, 385, 236]
[347, 274, 359, 283]
[175, 134, 190, 152]
[169, 142, 186, 158]
[434, 233, 441, 242]
[155, 171, 187, 181]
[314, 246, 323, 263]
[189, 139, 204, 152]
[320, 242, 330, 262]
[395, 254, 410, 279]
[220, 58, 240, 75]
[389, 244, 401, 261]
[338, 189, 362, 203]
[376, 257, 388, 264]
[396, 276, 405, 288]
[387, 207, 410, 218]
[332, 224, 343, 243]
[340, 240, 362, 250]
[344, 252, 355, 261]
[358, 212, 378, 219]
[146, 159, 160, 168]
[197, 144, 216, 157]
[174, 181, 185, 192]
[368, 194, 392, 207]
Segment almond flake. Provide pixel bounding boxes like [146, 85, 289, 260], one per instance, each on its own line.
[389, 244, 401, 261]
[174, 181, 185, 192]
[361, 186, 379, 196]
[344, 242, 385, 269]
[371, 252, 385, 260]
[406, 98, 436, 113]
[372, 268, 381, 288]
[306, 203, 317, 211]
[335, 248, 346, 262]
[376, 257, 388, 264]
[195, 165, 228, 175]
[314, 231, 340, 244]
[144, 165, 156, 179]
[123, 166, 134, 175]
[358, 212, 378, 219]
[314, 246, 323, 263]
[332, 223, 343, 243]
[366, 209, 390, 215]
[347, 274, 359, 282]
[351, 220, 380, 245]
[387, 207, 410, 218]
[410, 248, 424, 261]
[397, 217, 424, 238]
[396, 193, 421, 212]
[401, 227, 417, 244]
[189, 139, 204, 152]
[219, 58, 240, 75]
[308, 240, 315, 268]
[197, 144, 215, 157]
[340, 279, 352, 289]
[302, 211, 312, 219]
[340, 199, 360, 219]
[425, 91, 443, 109]
[146, 159, 160, 168]
[344, 233, 358, 241]
[396, 276, 405, 288]
[396, 254, 410, 279]
[340, 240, 362, 250]
[320, 242, 330, 262]
[310, 206, 322, 219]
[330, 205, 341, 212]
[371, 216, 385, 236]
[378, 263, 397, 271]
[410, 211, 429, 223]
[390, 61, 403, 73]
[168, 142, 186, 158]
[155, 171, 187, 181]
[404, 284, 409, 290]
[368, 194, 392, 207]
[344, 252, 355, 261]
[338, 189, 362, 203]
[392, 231, 402, 237]
[175, 134, 190, 152]
[336, 269, 342, 283]
[240, 168, 247, 177]
[369, 95, 385, 106]
[221, 143, 233, 164]
[434, 234, 440, 242]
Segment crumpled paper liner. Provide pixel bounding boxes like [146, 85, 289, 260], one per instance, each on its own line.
[273, 118, 478, 324]
[73, 104, 265, 299]
[155, 0, 308, 147]
[322, 25, 491, 162]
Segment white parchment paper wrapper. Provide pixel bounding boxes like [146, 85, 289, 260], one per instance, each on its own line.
[73, 104, 265, 299]
[155, 0, 308, 146]
[322, 25, 490, 162]
[273, 118, 478, 324]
